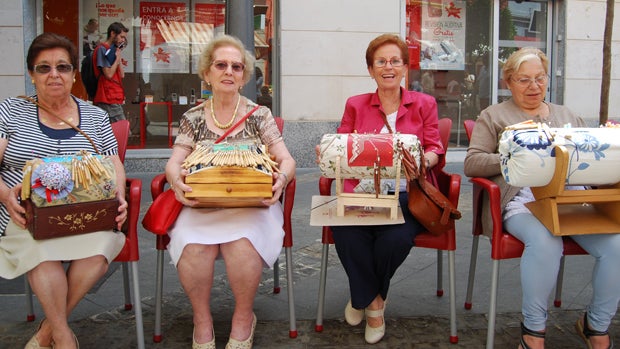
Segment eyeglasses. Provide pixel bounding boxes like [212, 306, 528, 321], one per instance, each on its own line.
[212, 60, 245, 73]
[33, 63, 74, 74]
[512, 75, 548, 87]
[374, 58, 404, 68]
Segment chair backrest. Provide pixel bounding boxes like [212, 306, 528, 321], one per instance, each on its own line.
[438, 118, 452, 151]
[274, 116, 284, 133]
[111, 119, 130, 163]
[463, 119, 475, 142]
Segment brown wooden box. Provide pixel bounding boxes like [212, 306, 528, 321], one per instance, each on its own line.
[184, 166, 273, 207]
[23, 198, 119, 240]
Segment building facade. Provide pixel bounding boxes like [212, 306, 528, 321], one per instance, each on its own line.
[1, 0, 618, 168]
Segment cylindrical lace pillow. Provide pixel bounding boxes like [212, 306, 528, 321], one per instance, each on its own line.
[499, 127, 620, 187]
[318, 133, 421, 179]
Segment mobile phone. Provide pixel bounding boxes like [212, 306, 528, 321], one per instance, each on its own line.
[118, 41, 126, 50]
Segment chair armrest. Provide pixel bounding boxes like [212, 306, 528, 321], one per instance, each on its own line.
[435, 169, 461, 208]
[150, 173, 168, 200]
[282, 177, 296, 248]
[115, 177, 142, 262]
[319, 177, 334, 196]
[469, 177, 503, 238]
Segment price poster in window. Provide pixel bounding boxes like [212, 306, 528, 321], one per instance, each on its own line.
[138, 1, 190, 73]
[82, 0, 134, 73]
[418, 0, 466, 71]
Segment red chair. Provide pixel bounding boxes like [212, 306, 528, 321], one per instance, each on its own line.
[24, 119, 145, 349]
[461, 119, 587, 349]
[144, 117, 298, 342]
[314, 118, 461, 344]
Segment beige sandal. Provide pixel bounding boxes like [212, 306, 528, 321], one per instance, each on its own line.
[225, 313, 256, 349]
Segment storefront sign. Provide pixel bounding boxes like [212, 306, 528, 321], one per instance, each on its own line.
[139, 1, 190, 73]
[418, 0, 466, 71]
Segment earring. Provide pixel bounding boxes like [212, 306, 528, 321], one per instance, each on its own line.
[31, 79, 34, 84]
[73, 78, 76, 83]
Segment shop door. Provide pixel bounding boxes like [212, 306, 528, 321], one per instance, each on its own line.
[494, 0, 552, 104]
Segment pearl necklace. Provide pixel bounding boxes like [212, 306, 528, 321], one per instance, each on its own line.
[210, 95, 241, 129]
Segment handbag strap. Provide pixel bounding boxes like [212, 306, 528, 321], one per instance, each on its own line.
[214, 105, 261, 144]
[18, 95, 100, 154]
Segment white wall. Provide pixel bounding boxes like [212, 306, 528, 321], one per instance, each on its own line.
[0, 0, 25, 100]
[564, 0, 620, 122]
[280, 0, 402, 121]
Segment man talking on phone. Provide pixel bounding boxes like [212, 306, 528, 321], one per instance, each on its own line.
[94, 22, 129, 123]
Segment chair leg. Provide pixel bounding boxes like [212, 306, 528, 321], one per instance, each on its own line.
[464, 235, 480, 310]
[448, 250, 458, 344]
[121, 262, 132, 310]
[153, 249, 165, 343]
[129, 261, 145, 349]
[554, 255, 566, 308]
[315, 243, 330, 332]
[436, 250, 444, 297]
[486, 259, 500, 349]
[273, 257, 281, 294]
[24, 277, 36, 322]
[285, 247, 298, 338]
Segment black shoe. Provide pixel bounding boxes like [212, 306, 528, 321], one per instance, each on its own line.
[575, 313, 614, 349]
[519, 322, 545, 349]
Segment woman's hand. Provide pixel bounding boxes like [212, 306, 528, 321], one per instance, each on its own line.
[4, 184, 27, 229]
[170, 169, 200, 207]
[263, 172, 287, 206]
[315, 145, 321, 164]
[115, 195, 128, 231]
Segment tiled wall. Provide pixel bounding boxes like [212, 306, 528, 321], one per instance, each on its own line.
[0, 0, 26, 100]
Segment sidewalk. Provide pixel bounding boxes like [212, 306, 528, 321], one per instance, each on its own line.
[0, 163, 617, 348]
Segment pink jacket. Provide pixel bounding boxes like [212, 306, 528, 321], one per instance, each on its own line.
[337, 87, 445, 192]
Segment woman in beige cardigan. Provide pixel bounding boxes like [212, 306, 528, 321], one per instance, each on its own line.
[464, 47, 620, 349]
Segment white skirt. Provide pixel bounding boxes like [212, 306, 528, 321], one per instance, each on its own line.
[167, 203, 284, 268]
[0, 221, 125, 279]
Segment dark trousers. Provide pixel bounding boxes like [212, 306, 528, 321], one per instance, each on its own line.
[331, 193, 424, 310]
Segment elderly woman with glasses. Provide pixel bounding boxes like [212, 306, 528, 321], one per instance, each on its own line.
[316, 33, 445, 344]
[164, 34, 295, 349]
[464, 47, 620, 349]
[0, 33, 127, 349]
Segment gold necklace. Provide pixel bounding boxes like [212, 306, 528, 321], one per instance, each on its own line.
[210, 95, 241, 129]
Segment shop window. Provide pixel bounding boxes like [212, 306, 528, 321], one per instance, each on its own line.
[59, 0, 274, 148]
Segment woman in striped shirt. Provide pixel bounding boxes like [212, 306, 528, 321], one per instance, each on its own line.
[0, 33, 126, 349]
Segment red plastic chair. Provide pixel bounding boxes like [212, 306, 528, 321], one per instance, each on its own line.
[314, 118, 461, 344]
[144, 117, 298, 342]
[24, 119, 145, 348]
[461, 119, 587, 349]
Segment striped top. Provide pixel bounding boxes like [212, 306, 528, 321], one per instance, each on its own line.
[0, 95, 118, 235]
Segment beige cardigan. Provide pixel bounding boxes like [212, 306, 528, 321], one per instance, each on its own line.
[463, 99, 585, 237]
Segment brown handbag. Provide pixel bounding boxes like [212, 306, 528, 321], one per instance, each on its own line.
[399, 143, 461, 236]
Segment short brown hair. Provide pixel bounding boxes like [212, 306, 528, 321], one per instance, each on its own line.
[197, 34, 255, 84]
[26, 32, 78, 72]
[365, 34, 409, 68]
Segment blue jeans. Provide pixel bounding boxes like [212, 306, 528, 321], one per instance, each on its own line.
[505, 213, 620, 332]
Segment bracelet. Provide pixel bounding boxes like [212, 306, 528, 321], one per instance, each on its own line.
[280, 172, 288, 184]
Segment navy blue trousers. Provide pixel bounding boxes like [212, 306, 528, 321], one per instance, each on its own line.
[331, 193, 425, 310]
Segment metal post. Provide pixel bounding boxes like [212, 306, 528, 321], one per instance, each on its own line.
[226, 0, 257, 102]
